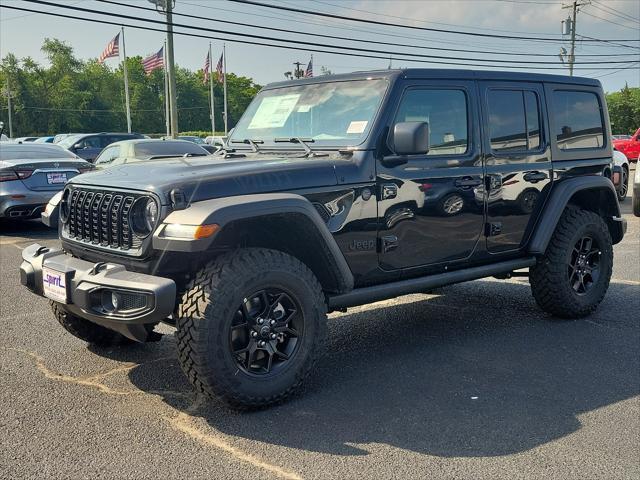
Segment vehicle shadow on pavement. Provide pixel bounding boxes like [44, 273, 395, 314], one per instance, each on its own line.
[124, 280, 640, 458]
[0, 219, 58, 240]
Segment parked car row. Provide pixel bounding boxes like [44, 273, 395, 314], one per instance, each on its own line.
[0, 132, 216, 221]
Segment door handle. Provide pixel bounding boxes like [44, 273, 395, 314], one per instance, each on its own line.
[454, 177, 482, 188]
[523, 171, 548, 183]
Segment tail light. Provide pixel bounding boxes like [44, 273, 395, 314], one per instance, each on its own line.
[0, 169, 33, 182]
[16, 170, 34, 180]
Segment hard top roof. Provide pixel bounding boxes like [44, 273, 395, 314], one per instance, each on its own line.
[264, 68, 602, 90]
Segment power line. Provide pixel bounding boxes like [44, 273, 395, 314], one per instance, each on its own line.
[1, 4, 634, 70]
[24, 0, 639, 67]
[307, 0, 560, 36]
[185, 0, 634, 55]
[591, 0, 639, 23]
[228, 0, 640, 43]
[96, 0, 638, 60]
[581, 9, 640, 31]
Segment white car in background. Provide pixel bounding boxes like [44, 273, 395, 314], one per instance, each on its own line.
[613, 148, 629, 202]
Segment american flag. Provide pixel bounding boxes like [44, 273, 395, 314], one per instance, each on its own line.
[142, 47, 164, 75]
[203, 51, 210, 84]
[304, 57, 313, 78]
[98, 33, 119, 64]
[216, 53, 224, 83]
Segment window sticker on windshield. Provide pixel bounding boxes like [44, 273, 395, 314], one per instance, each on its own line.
[346, 121, 368, 134]
[297, 104, 312, 113]
[247, 94, 301, 129]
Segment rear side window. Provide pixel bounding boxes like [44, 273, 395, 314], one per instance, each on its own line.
[393, 89, 468, 156]
[488, 90, 541, 152]
[552, 91, 604, 150]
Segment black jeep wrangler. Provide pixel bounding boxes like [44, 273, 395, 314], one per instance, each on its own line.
[21, 69, 626, 408]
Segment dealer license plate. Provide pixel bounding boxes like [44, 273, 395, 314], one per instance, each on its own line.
[42, 266, 70, 303]
[46, 172, 67, 184]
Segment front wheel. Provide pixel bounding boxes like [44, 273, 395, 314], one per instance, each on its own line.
[176, 248, 327, 409]
[530, 207, 613, 318]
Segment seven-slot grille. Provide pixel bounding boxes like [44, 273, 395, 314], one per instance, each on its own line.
[63, 187, 147, 251]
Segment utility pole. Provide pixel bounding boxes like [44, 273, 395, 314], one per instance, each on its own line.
[120, 27, 132, 133]
[5, 87, 13, 138]
[149, 0, 178, 137]
[293, 62, 304, 79]
[562, 1, 588, 76]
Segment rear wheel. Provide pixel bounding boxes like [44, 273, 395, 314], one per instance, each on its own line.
[51, 301, 133, 346]
[617, 166, 628, 202]
[530, 207, 613, 318]
[176, 248, 327, 409]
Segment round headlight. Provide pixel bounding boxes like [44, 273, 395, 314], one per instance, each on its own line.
[130, 197, 158, 238]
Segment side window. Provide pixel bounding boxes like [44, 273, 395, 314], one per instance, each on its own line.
[95, 146, 120, 165]
[392, 89, 468, 156]
[552, 90, 604, 150]
[81, 136, 102, 149]
[488, 89, 541, 152]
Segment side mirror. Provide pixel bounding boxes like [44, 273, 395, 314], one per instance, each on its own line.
[73, 143, 83, 150]
[393, 121, 430, 155]
[381, 122, 430, 167]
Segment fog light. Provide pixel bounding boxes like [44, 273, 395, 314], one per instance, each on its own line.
[101, 290, 122, 313]
[111, 292, 121, 311]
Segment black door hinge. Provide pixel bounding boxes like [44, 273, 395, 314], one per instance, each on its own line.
[379, 235, 399, 253]
[485, 222, 502, 237]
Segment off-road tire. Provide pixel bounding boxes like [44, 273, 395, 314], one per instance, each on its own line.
[176, 248, 327, 409]
[51, 301, 133, 346]
[530, 207, 613, 318]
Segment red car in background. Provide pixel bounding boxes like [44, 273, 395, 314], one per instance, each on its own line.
[613, 127, 640, 161]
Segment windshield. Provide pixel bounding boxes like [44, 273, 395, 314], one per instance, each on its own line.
[230, 78, 388, 148]
[57, 135, 84, 149]
[135, 141, 208, 157]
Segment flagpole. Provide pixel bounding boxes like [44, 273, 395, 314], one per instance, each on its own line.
[164, 41, 170, 137]
[209, 43, 216, 136]
[223, 43, 228, 136]
[120, 27, 132, 133]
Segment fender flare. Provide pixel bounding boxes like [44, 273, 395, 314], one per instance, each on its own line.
[153, 193, 354, 292]
[527, 176, 625, 255]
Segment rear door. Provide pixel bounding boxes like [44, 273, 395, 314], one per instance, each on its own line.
[479, 81, 552, 253]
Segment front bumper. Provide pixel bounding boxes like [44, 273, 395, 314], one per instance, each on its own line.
[20, 243, 176, 342]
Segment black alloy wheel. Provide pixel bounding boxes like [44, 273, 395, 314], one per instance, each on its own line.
[568, 236, 601, 296]
[230, 289, 302, 375]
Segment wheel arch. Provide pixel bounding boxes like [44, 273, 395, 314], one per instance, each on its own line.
[154, 193, 354, 294]
[527, 175, 625, 255]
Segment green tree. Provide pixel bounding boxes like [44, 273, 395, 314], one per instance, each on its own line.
[607, 84, 640, 135]
[0, 38, 261, 137]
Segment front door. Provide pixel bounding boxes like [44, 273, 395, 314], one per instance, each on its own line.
[478, 81, 552, 253]
[377, 80, 485, 271]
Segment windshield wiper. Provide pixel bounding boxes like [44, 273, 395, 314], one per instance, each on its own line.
[230, 138, 263, 152]
[273, 137, 317, 156]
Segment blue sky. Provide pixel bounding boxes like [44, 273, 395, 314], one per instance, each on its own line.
[1, 0, 638, 92]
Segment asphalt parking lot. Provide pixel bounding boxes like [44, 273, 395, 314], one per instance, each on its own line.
[1, 178, 639, 479]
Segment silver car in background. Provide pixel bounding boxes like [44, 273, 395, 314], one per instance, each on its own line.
[0, 143, 92, 220]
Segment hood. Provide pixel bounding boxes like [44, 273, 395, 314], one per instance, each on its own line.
[69, 154, 341, 204]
